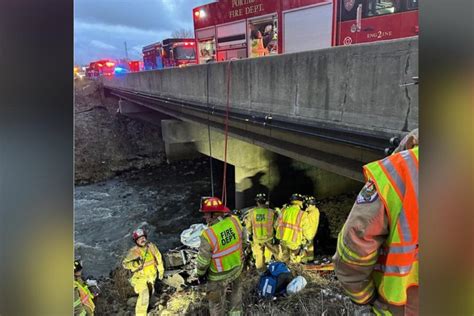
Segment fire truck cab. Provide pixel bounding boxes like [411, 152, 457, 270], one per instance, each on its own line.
[86, 60, 116, 78]
[142, 38, 197, 70]
[193, 0, 418, 63]
[162, 38, 197, 68]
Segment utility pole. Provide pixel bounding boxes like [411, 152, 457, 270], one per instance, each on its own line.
[124, 41, 129, 60]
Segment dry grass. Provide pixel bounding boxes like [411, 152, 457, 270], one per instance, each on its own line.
[241, 265, 357, 316]
[151, 266, 358, 316]
[96, 264, 359, 315]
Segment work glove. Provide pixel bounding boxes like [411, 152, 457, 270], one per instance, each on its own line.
[131, 257, 144, 271]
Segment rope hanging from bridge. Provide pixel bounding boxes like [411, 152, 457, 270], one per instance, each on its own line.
[206, 63, 215, 197]
[221, 61, 232, 206]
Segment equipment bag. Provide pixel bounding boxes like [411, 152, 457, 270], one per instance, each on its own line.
[258, 262, 293, 298]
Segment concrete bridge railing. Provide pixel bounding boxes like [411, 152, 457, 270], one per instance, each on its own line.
[103, 37, 418, 136]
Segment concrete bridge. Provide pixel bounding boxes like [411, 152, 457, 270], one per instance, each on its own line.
[102, 37, 418, 208]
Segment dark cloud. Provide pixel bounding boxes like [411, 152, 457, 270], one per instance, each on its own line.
[74, 0, 211, 65]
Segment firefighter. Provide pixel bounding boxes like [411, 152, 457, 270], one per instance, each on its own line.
[74, 260, 95, 316]
[250, 29, 268, 57]
[300, 195, 320, 263]
[122, 228, 164, 316]
[274, 193, 308, 263]
[244, 193, 276, 273]
[334, 129, 419, 315]
[196, 197, 245, 316]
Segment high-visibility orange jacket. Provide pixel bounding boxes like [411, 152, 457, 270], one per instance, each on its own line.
[335, 147, 419, 311]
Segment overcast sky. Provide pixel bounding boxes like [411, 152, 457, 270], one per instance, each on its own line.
[74, 0, 211, 65]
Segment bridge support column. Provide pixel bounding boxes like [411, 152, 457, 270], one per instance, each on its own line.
[161, 120, 202, 162]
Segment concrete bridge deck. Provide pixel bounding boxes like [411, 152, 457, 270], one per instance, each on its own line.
[102, 37, 418, 185]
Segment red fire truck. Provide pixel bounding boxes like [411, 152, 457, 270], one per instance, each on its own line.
[142, 38, 197, 70]
[128, 60, 143, 72]
[193, 0, 418, 63]
[85, 60, 116, 78]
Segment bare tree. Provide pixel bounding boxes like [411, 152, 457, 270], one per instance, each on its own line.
[171, 28, 194, 38]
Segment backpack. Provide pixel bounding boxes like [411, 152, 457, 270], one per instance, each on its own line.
[258, 262, 293, 298]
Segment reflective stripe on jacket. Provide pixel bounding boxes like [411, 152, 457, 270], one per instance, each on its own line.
[250, 207, 275, 242]
[363, 146, 419, 305]
[276, 204, 305, 248]
[202, 215, 243, 274]
[74, 280, 95, 315]
[122, 242, 164, 282]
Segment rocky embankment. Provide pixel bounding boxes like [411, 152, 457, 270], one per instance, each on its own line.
[75, 79, 165, 184]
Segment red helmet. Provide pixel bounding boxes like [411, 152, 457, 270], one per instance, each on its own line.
[200, 197, 230, 213]
[132, 228, 147, 241]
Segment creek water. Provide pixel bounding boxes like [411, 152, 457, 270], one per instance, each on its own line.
[74, 159, 212, 278]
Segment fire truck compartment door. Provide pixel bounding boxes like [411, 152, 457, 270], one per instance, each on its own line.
[196, 27, 216, 40]
[217, 21, 246, 48]
[283, 2, 333, 53]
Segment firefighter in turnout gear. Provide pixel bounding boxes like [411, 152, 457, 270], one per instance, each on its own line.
[122, 228, 165, 316]
[334, 129, 419, 315]
[74, 260, 95, 316]
[196, 197, 245, 316]
[244, 193, 276, 272]
[275, 193, 308, 263]
[300, 195, 320, 263]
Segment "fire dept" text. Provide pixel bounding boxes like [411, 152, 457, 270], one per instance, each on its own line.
[220, 228, 237, 246]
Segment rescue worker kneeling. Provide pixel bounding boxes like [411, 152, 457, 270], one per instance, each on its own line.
[196, 197, 245, 316]
[122, 228, 164, 316]
[275, 193, 313, 264]
[74, 260, 96, 316]
[244, 193, 276, 273]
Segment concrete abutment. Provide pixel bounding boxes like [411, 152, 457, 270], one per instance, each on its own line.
[161, 120, 361, 208]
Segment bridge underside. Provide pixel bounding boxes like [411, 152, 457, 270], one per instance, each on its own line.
[102, 38, 418, 207]
[112, 92, 383, 182]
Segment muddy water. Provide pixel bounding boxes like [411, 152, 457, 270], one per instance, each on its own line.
[74, 159, 212, 278]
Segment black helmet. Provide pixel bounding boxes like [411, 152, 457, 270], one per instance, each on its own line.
[255, 193, 267, 204]
[74, 260, 83, 273]
[290, 193, 304, 202]
[305, 195, 317, 206]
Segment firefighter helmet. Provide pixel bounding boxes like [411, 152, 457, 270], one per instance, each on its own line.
[305, 195, 317, 206]
[255, 193, 267, 204]
[74, 260, 83, 273]
[132, 228, 147, 241]
[200, 197, 230, 213]
[290, 193, 304, 202]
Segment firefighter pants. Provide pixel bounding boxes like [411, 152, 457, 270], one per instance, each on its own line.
[301, 243, 314, 264]
[251, 241, 274, 272]
[277, 245, 303, 264]
[206, 276, 242, 316]
[131, 276, 155, 316]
